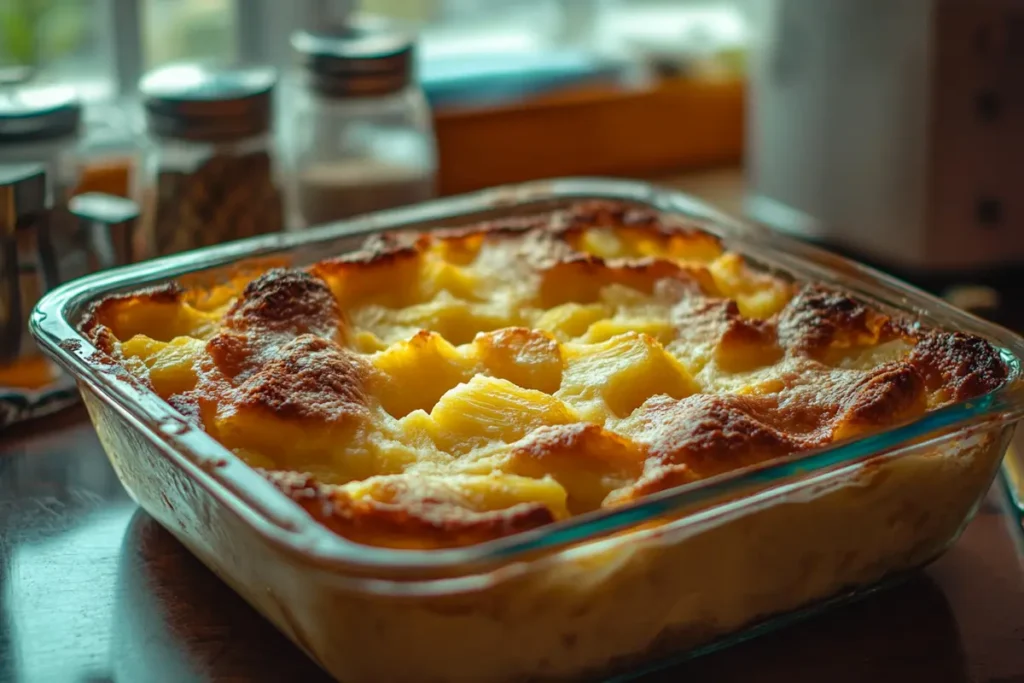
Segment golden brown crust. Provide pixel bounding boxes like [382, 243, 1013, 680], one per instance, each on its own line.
[261, 470, 557, 548]
[78, 200, 1012, 548]
[228, 335, 370, 423]
[909, 331, 1008, 403]
[777, 285, 899, 356]
[538, 255, 715, 306]
[225, 269, 339, 338]
[632, 393, 817, 478]
[831, 361, 928, 441]
[674, 298, 782, 372]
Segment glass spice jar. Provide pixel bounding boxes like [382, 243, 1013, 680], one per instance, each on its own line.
[0, 86, 142, 391]
[286, 18, 438, 229]
[0, 84, 82, 203]
[138, 64, 284, 258]
[0, 86, 88, 368]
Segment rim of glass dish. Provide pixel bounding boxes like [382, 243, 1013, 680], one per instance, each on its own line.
[29, 177, 1024, 579]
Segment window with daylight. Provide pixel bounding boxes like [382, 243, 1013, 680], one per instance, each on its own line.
[0, 0, 751, 104]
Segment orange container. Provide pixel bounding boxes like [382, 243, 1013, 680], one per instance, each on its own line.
[434, 77, 745, 195]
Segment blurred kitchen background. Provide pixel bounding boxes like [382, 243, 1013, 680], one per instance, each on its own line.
[0, 0, 749, 201]
[1, 0, 1023, 366]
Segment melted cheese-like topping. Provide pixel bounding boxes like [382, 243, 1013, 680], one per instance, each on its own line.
[82, 201, 1008, 547]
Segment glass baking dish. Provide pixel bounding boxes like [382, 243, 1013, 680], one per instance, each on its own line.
[30, 179, 1024, 683]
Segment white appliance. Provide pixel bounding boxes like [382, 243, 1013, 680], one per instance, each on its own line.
[745, 0, 1024, 272]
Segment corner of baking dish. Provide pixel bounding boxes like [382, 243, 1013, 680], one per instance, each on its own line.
[27, 177, 1024, 580]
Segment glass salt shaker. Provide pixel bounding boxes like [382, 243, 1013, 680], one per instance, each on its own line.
[0, 85, 82, 202]
[286, 18, 438, 229]
[138, 64, 285, 257]
[0, 87, 85, 365]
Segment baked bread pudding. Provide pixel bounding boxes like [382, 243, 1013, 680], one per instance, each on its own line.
[81, 201, 1008, 550]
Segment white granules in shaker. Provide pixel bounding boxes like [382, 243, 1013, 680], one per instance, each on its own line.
[292, 158, 436, 228]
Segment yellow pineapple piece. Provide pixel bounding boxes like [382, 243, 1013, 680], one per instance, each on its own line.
[101, 299, 219, 343]
[709, 252, 792, 319]
[472, 327, 563, 393]
[314, 250, 424, 309]
[597, 283, 655, 308]
[350, 329, 389, 353]
[572, 225, 723, 264]
[120, 335, 206, 396]
[583, 317, 676, 345]
[372, 331, 477, 417]
[558, 332, 699, 420]
[502, 424, 646, 513]
[713, 316, 783, 373]
[715, 336, 783, 373]
[432, 233, 485, 266]
[216, 411, 372, 483]
[429, 375, 577, 454]
[342, 472, 570, 520]
[661, 230, 723, 263]
[232, 447, 278, 471]
[533, 302, 612, 340]
[575, 228, 626, 259]
[393, 294, 520, 345]
[424, 259, 485, 301]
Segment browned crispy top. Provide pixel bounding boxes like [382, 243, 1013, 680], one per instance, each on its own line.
[79, 201, 1011, 548]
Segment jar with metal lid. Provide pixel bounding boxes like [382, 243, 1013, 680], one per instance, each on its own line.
[138, 64, 285, 257]
[0, 85, 83, 202]
[286, 18, 438, 229]
[0, 166, 140, 400]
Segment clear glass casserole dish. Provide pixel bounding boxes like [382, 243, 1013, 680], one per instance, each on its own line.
[30, 179, 1024, 683]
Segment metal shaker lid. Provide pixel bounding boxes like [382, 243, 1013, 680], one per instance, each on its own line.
[139, 63, 277, 141]
[292, 16, 416, 97]
[0, 86, 81, 144]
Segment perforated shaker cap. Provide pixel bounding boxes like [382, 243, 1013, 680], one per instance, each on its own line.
[0, 85, 81, 144]
[292, 16, 416, 97]
[140, 63, 278, 141]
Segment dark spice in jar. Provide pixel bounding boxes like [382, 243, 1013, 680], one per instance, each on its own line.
[144, 150, 283, 257]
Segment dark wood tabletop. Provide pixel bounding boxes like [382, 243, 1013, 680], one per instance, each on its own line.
[0, 406, 1022, 683]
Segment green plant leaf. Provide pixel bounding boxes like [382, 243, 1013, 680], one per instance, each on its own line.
[38, 2, 86, 61]
[0, 2, 39, 66]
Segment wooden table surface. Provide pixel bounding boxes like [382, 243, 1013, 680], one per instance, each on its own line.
[1, 170, 1023, 683]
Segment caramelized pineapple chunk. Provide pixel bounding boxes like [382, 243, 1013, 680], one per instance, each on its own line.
[392, 294, 519, 345]
[504, 423, 646, 513]
[570, 225, 723, 264]
[372, 331, 477, 417]
[538, 258, 713, 308]
[572, 228, 626, 259]
[558, 332, 699, 420]
[709, 253, 791, 319]
[313, 247, 424, 309]
[432, 232, 485, 265]
[95, 297, 220, 343]
[714, 317, 782, 373]
[472, 327, 563, 393]
[424, 260, 485, 301]
[120, 335, 206, 396]
[582, 318, 676, 345]
[342, 472, 569, 520]
[429, 376, 577, 454]
[533, 302, 612, 340]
